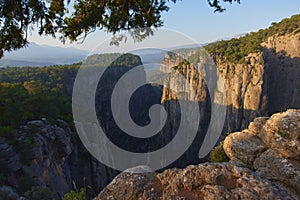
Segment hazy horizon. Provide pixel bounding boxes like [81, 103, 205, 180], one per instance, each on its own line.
[24, 1, 300, 53]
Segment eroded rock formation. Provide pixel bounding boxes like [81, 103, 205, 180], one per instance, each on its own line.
[224, 109, 300, 198]
[0, 119, 117, 199]
[97, 109, 299, 200]
[97, 163, 294, 200]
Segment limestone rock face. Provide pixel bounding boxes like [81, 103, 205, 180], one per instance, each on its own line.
[262, 32, 300, 114]
[223, 130, 267, 168]
[159, 31, 300, 145]
[262, 32, 300, 59]
[224, 109, 300, 198]
[97, 110, 299, 200]
[97, 163, 294, 200]
[0, 119, 117, 200]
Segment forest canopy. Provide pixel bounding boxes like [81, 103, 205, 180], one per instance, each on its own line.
[0, 52, 143, 128]
[205, 14, 300, 63]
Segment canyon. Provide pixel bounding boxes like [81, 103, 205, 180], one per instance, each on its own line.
[0, 17, 300, 199]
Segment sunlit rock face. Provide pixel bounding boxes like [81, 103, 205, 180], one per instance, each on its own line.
[97, 110, 299, 200]
[224, 109, 300, 199]
[96, 163, 294, 200]
[157, 31, 300, 167]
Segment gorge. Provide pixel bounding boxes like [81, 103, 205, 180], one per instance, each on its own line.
[0, 14, 300, 200]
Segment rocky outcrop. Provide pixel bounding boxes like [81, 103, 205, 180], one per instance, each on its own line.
[97, 163, 294, 200]
[0, 140, 22, 173]
[97, 110, 299, 200]
[223, 109, 300, 198]
[0, 119, 117, 199]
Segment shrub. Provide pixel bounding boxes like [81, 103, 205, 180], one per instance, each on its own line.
[0, 126, 17, 139]
[24, 186, 52, 200]
[277, 130, 290, 138]
[209, 142, 229, 162]
[62, 187, 86, 200]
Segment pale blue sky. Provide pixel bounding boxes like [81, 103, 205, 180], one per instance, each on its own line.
[28, 0, 300, 52]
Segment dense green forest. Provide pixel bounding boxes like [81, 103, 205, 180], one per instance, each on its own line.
[0, 65, 79, 96]
[205, 14, 300, 63]
[0, 53, 141, 132]
[0, 64, 79, 130]
[83, 53, 142, 67]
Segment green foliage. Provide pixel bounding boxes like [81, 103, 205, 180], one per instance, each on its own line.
[0, 63, 82, 129]
[0, 64, 80, 96]
[109, 53, 142, 68]
[209, 142, 229, 163]
[0, 82, 72, 128]
[83, 53, 142, 68]
[24, 186, 52, 200]
[84, 53, 121, 67]
[0, 53, 143, 141]
[277, 130, 290, 138]
[0, 0, 241, 57]
[208, 0, 240, 12]
[62, 187, 86, 200]
[172, 59, 190, 71]
[205, 14, 300, 63]
[0, 126, 17, 139]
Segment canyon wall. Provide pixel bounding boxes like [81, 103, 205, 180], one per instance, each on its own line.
[1, 31, 299, 200]
[159, 32, 300, 166]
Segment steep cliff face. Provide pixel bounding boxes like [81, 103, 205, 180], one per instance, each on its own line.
[159, 31, 300, 162]
[219, 31, 300, 129]
[95, 65, 163, 153]
[262, 32, 300, 113]
[0, 119, 117, 199]
[159, 55, 212, 167]
[214, 52, 266, 131]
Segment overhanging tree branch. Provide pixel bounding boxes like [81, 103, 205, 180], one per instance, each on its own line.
[0, 0, 240, 58]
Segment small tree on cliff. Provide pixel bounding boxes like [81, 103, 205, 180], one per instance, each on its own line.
[0, 0, 240, 58]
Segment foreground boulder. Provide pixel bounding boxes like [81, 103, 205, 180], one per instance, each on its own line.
[224, 109, 300, 198]
[97, 163, 293, 200]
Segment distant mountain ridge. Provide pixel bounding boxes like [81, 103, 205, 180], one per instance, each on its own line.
[0, 42, 88, 67]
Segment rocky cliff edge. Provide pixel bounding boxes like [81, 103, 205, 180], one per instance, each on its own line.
[97, 109, 299, 200]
